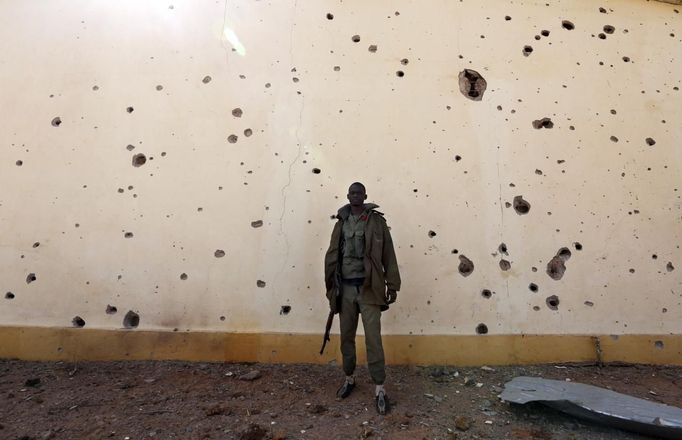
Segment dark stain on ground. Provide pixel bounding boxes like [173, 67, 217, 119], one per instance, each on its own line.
[458, 255, 474, 277]
[458, 69, 487, 101]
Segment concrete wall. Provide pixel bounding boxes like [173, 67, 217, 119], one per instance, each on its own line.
[1, 0, 680, 363]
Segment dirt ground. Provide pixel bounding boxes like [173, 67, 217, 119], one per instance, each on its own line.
[1, 360, 681, 440]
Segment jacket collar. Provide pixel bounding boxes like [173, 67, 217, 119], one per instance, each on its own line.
[336, 203, 379, 221]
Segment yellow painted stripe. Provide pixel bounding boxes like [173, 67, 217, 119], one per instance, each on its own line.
[0, 326, 679, 365]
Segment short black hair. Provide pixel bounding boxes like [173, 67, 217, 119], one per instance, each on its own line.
[349, 182, 366, 193]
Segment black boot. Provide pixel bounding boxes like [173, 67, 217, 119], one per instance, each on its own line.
[376, 390, 390, 415]
[336, 379, 355, 399]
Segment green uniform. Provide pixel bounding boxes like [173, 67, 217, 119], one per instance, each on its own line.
[324, 203, 401, 385]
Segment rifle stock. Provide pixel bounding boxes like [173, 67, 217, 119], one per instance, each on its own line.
[320, 310, 334, 355]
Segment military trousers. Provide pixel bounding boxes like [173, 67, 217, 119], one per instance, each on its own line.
[339, 282, 386, 385]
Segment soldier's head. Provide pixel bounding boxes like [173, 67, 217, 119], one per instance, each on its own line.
[347, 182, 367, 207]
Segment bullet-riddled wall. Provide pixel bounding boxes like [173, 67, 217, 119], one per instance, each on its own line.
[1, 0, 680, 364]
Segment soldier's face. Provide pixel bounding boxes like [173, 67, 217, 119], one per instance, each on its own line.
[347, 185, 367, 206]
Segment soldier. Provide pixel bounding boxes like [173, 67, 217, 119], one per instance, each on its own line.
[324, 182, 401, 415]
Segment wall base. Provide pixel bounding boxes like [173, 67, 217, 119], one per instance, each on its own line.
[1, 326, 679, 365]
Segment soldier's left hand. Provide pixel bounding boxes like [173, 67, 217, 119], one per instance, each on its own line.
[386, 289, 397, 304]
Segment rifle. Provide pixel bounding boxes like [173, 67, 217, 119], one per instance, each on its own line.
[319, 310, 334, 355]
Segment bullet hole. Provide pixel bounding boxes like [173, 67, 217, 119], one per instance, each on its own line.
[574, 242, 583, 250]
[428, 230, 437, 238]
[72, 316, 86, 328]
[599, 7, 607, 13]
[351, 35, 361, 43]
[529, 283, 538, 292]
[458, 255, 474, 277]
[232, 108, 243, 118]
[451, 249, 459, 254]
[499, 259, 511, 271]
[645, 137, 656, 146]
[26, 273, 36, 284]
[475, 323, 488, 335]
[257, 280, 266, 288]
[557, 247, 572, 261]
[227, 134, 239, 144]
[541, 30, 550, 37]
[535, 169, 543, 175]
[333, 66, 340, 72]
[547, 255, 567, 281]
[251, 220, 263, 228]
[180, 273, 188, 280]
[400, 58, 409, 65]
[455, 155, 462, 161]
[622, 56, 630, 62]
[106, 305, 117, 314]
[652, 254, 658, 260]
[532, 267, 537, 272]
[214, 249, 226, 258]
[562, 20, 575, 30]
[584, 301, 594, 307]
[368, 45, 377, 53]
[132, 154, 146, 167]
[92, 85, 99, 91]
[51, 117, 62, 127]
[5, 292, 15, 299]
[458, 69, 487, 101]
[655, 340, 664, 349]
[124, 232, 133, 238]
[16, 160, 23, 166]
[481, 289, 492, 299]
[546, 295, 559, 310]
[123, 311, 140, 329]
[603, 25, 614, 34]
[312, 168, 321, 174]
[533, 306, 541, 311]
[667, 262, 675, 272]
[610, 135, 619, 142]
[220, 316, 226, 321]
[326, 13, 333, 20]
[280, 305, 291, 315]
[532, 118, 553, 129]
[126, 144, 135, 151]
[513, 196, 531, 215]
[505, 15, 511, 21]
[629, 268, 635, 273]
[156, 85, 163, 91]
[202, 75, 212, 84]
[598, 33, 606, 39]
[505, 202, 512, 208]
[523, 45, 533, 56]
[126, 106, 134, 113]
[396, 71, 405, 77]
[498, 243, 508, 255]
